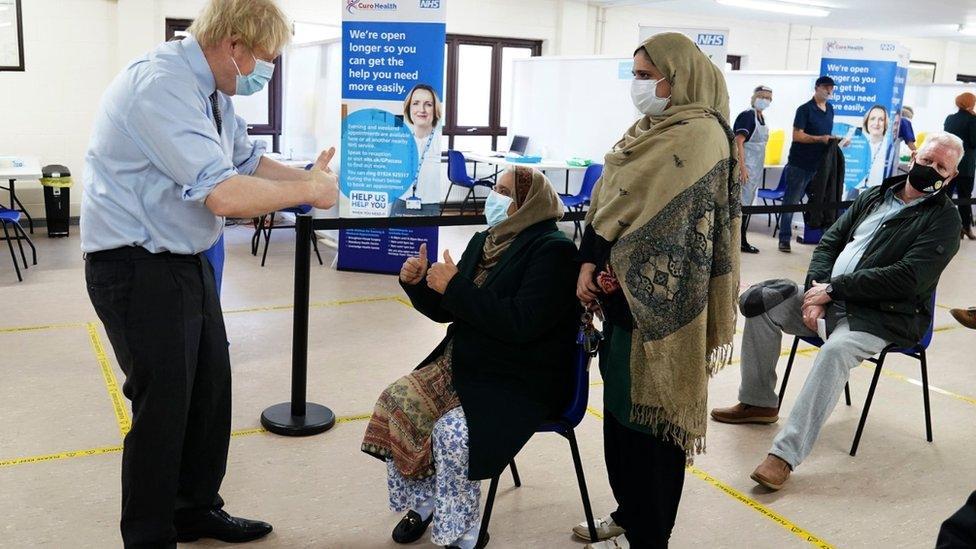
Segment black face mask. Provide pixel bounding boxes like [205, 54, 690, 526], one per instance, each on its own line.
[907, 163, 948, 194]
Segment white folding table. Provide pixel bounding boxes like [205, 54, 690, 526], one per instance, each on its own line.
[0, 156, 43, 234]
[462, 152, 591, 195]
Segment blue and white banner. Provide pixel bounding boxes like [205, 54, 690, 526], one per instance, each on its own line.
[338, 0, 445, 273]
[820, 39, 910, 199]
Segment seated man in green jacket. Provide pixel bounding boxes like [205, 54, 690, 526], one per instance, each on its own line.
[711, 132, 964, 491]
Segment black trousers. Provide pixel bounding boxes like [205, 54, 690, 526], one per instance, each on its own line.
[86, 247, 231, 548]
[604, 410, 686, 548]
[953, 175, 974, 228]
[938, 490, 976, 548]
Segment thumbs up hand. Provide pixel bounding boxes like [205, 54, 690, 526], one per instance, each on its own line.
[399, 242, 429, 286]
[426, 249, 459, 294]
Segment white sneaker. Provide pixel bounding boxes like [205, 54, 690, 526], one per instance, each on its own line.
[585, 534, 630, 549]
[573, 516, 626, 541]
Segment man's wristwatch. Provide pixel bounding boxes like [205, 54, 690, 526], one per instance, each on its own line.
[825, 283, 834, 298]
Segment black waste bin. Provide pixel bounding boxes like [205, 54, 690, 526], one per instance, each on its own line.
[40, 164, 72, 238]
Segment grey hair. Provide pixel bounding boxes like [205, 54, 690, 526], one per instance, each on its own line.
[920, 131, 965, 168]
[751, 85, 772, 104]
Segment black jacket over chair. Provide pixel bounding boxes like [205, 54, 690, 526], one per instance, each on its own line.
[400, 220, 580, 480]
[804, 140, 845, 230]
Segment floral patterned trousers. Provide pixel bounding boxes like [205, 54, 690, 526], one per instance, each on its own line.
[386, 406, 481, 546]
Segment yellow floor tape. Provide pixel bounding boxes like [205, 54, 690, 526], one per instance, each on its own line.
[584, 407, 834, 548]
[224, 295, 402, 316]
[0, 321, 86, 334]
[86, 322, 131, 438]
[0, 445, 124, 469]
[684, 467, 834, 549]
[0, 415, 372, 469]
[0, 296, 407, 335]
[857, 363, 976, 407]
[2, 298, 971, 546]
[588, 346, 819, 388]
[2, 408, 835, 546]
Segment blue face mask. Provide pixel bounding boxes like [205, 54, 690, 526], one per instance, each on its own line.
[232, 55, 275, 96]
[484, 191, 513, 227]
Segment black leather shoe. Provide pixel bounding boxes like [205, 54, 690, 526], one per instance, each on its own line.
[447, 531, 489, 548]
[175, 509, 272, 543]
[392, 510, 433, 544]
[741, 243, 760, 254]
[778, 241, 791, 253]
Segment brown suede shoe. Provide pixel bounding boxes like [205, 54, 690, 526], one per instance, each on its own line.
[710, 403, 779, 424]
[950, 307, 976, 330]
[751, 454, 792, 491]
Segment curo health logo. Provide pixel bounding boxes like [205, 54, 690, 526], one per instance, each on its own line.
[346, 0, 398, 13]
[825, 40, 865, 54]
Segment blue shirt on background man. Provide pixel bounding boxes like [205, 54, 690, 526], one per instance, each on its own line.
[899, 117, 916, 145]
[788, 99, 835, 172]
[81, 34, 265, 255]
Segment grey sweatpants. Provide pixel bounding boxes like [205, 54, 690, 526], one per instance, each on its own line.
[738, 281, 889, 469]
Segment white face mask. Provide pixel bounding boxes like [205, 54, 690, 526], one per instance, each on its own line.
[631, 78, 670, 116]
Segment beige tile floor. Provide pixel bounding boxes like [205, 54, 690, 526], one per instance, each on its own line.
[2, 219, 975, 548]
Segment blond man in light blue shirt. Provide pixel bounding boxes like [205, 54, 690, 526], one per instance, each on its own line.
[80, 1, 337, 546]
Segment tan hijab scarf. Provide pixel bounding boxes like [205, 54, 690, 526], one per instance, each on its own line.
[585, 32, 741, 457]
[479, 167, 564, 270]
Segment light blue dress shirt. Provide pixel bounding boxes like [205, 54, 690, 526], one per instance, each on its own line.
[830, 188, 926, 279]
[81, 34, 266, 254]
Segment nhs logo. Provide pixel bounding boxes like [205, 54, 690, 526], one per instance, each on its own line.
[419, 0, 440, 7]
[697, 33, 725, 47]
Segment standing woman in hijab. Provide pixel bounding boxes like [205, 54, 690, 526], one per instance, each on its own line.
[362, 167, 579, 549]
[572, 33, 740, 549]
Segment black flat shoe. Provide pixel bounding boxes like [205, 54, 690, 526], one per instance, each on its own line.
[741, 243, 760, 254]
[778, 241, 791, 253]
[447, 531, 489, 548]
[175, 509, 272, 543]
[393, 510, 433, 544]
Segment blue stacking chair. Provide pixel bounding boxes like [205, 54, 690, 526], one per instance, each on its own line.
[444, 151, 494, 215]
[477, 343, 599, 546]
[0, 206, 36, 282]
[757, 169, 789, 235]
[251, 164, 323, 267]
[778, 294, 937, 456]
[202, 233, 225, 295]
[560, 164, 603, 240]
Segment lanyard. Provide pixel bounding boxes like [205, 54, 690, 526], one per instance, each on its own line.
[411, 133, 435, 199]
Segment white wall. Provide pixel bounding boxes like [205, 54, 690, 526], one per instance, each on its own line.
[596, 6, 970, 82]
[0, 0, 117, 219]
[600, 6, 794, 71]
[0, 0, 571, 220]
[5, 0, 975, 219]
[446, 0, 564, 54]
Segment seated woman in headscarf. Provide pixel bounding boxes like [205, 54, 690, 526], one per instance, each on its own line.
[572, 33, 740, 549]
[362, 166, 580, 549]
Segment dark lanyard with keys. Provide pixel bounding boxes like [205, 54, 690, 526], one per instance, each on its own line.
[577, 310, 604, 357]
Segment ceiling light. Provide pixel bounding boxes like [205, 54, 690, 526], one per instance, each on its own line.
[716, 0, 831, 17]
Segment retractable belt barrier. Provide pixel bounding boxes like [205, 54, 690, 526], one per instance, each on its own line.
[269, 197, 976, 436]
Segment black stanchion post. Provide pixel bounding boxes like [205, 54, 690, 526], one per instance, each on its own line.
[261, 214, 336, 436]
